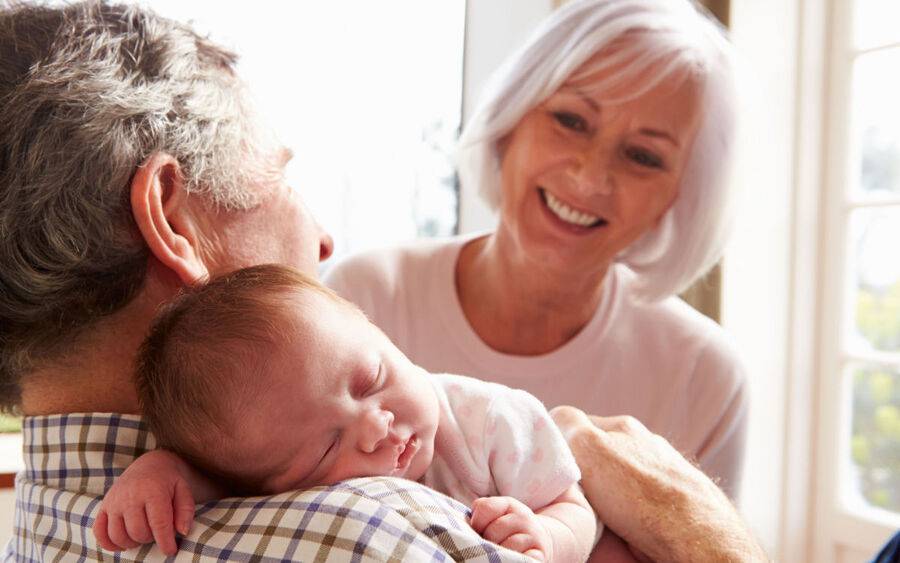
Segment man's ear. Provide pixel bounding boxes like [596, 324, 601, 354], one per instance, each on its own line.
[131, 152, 209, 285]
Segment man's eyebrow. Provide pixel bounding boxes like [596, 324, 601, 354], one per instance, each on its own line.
[638, 128, 680, 147]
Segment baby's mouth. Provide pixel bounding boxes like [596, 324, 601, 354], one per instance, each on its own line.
[539, 188, 607, 228]
[396, 434, 418, 471]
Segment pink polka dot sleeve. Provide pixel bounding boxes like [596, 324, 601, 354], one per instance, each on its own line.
[485, 388, 582, 510]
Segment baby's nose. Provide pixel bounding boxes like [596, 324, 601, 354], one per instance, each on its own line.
[358, 409, 394, 453]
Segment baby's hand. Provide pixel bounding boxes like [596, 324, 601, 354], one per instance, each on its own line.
[469, 496, 553, 561]
[92, 450, 196, 556]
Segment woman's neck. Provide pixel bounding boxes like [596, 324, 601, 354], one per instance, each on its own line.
[455, 232, 610, 356]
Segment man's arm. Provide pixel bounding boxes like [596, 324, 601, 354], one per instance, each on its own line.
[551, 406, 769, 563]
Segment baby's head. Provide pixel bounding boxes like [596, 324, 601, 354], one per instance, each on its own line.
[136, 264, 439, 494]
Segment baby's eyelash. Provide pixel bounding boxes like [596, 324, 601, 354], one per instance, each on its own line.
[363, 363, 384, 396]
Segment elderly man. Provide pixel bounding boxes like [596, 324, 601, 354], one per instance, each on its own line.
[0, 2, 517, 560]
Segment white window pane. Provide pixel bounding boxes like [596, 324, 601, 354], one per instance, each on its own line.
[854, 0, 900, 50]
[143, 1, 465, 264]
[849, 208, 900, 353]
[850, 364, 900, 513]
[852, 49, 900, 199]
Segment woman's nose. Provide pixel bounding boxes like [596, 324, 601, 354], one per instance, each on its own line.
[571, 150, 614, 196]
[357, 409, 394, 453]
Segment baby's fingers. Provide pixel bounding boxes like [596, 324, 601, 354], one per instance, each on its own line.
[145, 497, 178, 556]
[107, 512, 140, 551]
[173, 477, 196, 537]
[469, 497, 511, 533]
[93, 510, 121, 552]
[500, 532, 539, 555]
[123, 505, 153, 544]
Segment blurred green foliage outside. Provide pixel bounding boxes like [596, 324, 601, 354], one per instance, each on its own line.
[851, 280, 900, 512]
[0, 414, 21, 433]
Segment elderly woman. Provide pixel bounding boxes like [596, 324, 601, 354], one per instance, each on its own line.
[0, 2, 528, 560]
[326, 0, 750, 554]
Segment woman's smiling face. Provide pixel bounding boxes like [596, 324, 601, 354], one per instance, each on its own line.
[495, 47, 703, 278]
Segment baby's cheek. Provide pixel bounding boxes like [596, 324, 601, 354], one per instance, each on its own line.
[410, 444, 436, 481]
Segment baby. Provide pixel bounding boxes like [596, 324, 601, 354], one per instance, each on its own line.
[93, 264, 596, 561]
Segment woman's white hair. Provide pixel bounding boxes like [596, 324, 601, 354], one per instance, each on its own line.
[457, 0, 738, 302]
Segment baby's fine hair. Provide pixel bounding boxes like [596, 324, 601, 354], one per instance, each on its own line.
[135, 264, 350, 489]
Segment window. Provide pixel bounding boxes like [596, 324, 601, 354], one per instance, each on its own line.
[144, 1, 466, 264]
[816, 0, 900, 559]
[0, 415, 22, 478]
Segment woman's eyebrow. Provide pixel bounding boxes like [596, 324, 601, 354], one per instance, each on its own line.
[638, 127, 680, 147]
[575, 91, 600, 112]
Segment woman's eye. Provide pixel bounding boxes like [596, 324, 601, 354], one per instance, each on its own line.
[625, 147, 664, 169]
[552, 111, 588, 133]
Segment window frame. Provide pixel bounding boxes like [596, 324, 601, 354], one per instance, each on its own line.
[813, 0, 900, 560]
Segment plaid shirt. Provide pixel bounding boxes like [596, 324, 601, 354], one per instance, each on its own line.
[3, 414, 526, 562]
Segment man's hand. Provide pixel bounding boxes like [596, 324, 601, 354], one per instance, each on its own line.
[93, 450, 196, 556]
[551, 406, 768, 563]
[470, 496, 553, 561]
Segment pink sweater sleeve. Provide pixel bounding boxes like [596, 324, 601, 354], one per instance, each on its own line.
[689, 338, 749, 501]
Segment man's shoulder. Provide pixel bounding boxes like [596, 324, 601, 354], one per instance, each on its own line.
[13, 413, 526, 561]
[11, 475, 525, 561]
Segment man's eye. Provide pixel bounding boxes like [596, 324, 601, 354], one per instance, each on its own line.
[625, 147, 664, 169]
[552, 111, 588, 133]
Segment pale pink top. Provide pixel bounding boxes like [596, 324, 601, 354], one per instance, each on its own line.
[424, 372, 580, 511]
[325, 233, 748, 499]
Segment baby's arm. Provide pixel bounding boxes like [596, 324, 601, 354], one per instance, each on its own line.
[469, 484, 596, 562]
[93, 449, 226, 556]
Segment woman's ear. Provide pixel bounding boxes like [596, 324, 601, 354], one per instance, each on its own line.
[130, 152, 209, 285]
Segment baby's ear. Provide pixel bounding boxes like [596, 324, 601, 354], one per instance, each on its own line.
[130, 152, 209, 285]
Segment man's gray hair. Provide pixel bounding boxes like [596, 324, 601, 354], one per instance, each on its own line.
[457, 0, 738, 302]
[0, 1, 276, 411]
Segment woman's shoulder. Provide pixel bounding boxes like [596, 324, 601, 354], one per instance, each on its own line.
[610, 265, 746, 384]
[612, 265, 726, 339]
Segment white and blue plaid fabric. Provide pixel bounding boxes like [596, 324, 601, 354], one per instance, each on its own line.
[2, 414, 525, 562]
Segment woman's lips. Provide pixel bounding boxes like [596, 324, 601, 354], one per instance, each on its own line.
[538, 188, 607, 229]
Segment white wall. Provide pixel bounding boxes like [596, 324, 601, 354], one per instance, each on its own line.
[0, 490, 13, 550]
[459, 0, 553, 233]
[722, 0, 798, 554]
[723, 0, 822, 561]
[0, 433, 22, 550]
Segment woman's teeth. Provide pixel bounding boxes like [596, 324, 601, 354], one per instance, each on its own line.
[542, 190, 602, 227]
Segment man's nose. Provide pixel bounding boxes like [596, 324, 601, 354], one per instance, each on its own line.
[357, 409, 393, 453]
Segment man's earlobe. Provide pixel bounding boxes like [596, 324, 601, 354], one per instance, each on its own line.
[131, 153, 209, 285]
